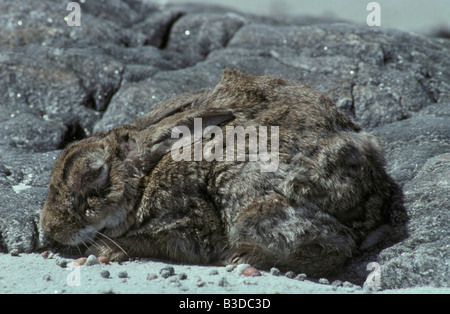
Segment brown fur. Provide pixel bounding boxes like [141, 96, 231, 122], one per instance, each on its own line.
[40, 69, 404, 276]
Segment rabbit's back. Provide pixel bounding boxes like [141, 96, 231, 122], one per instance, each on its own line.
[186, 70, 386, 226]
[193, 70, 396, 274]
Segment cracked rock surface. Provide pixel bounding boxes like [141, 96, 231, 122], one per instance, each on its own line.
[0, 0, 448, 290]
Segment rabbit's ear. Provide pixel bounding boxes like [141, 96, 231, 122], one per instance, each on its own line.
[133, 89, 209, 130]
[140, 109, 234, 173]
[114, 130, 142, 171]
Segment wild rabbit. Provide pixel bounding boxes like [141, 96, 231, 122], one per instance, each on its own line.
[40, 69, 405, 276]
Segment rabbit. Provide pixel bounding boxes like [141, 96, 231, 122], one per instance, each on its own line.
[40, 69, 406, 277]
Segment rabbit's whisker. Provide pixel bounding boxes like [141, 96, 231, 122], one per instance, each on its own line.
[95, 236, 113, 252]
[96, 231, 129, 257]
[89, 236, 104, 251]
[75, 244, 82, 256]
[81, 241, 89, 250]
[82, 237, 103, 255]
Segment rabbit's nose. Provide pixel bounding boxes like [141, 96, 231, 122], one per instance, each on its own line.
[39, 207, 53, 235]
[40, 208, 64, 242]
[39, 205, 81, 245]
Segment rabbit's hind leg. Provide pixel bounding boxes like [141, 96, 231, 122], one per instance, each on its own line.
[225, 192, 356, 277]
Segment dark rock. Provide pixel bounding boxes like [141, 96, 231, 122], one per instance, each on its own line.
[0, 0, 448, 290]
[371, 115, 450, 186]
[226, 23, 450, 128]
[377, 154, 450, 289]
[0, 149, 57, 253]
[165, 12, 246, 66]
[0, 113, 67, 152]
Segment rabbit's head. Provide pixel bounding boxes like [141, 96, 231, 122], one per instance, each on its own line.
[40, 106, 234, 246]
[40, 134, 129, 245]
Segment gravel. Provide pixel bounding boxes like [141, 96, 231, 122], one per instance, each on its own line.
[1, 253, 448, 294]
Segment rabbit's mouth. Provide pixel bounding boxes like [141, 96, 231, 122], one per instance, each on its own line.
[65, 225, 99, 246]
[65, 209, 129, 246]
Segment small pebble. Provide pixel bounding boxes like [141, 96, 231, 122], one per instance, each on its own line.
[285, 271, 296, 279]
[178, 273, 188, 280]
[169, 277, 181, 287]
[42, 274, 52, 281]
[160, 266, 175, 278]
[73, 257, 87, 266]
[41, 251, 53, 259]
[85, 255, 100, 266]
[218, 277, 229, 287]
[56, 258, 69, 268]
[146, 274, 158, 281]
[196, 278, 206, 287]
[243, 279, 258, 285]
[332, 280, 343, 287]
[342, 281, 362, 291]
[209, 269, 219, 276]
[319, 278, 330, 285]
[270, 267, 280, 276]
[236, 264, 251, 275]
[225, 265, 235, 272]
[118, 271, 128, 278]
[294, 273, 307, 281]
[243, 267, 261, 277]
[100, 270, 110, 279]
[343, 281, 357, 288]
[97, 256, 110, 265]
[363, 285, 381, 293]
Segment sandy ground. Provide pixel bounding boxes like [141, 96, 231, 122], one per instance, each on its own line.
[0, 253, 448, 294]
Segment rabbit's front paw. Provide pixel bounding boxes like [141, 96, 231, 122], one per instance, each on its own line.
[226, 243, 275, 269]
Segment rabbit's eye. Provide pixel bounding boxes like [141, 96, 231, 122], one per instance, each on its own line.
[82, 162, 109, 191]
[85, 167, 103, 182]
